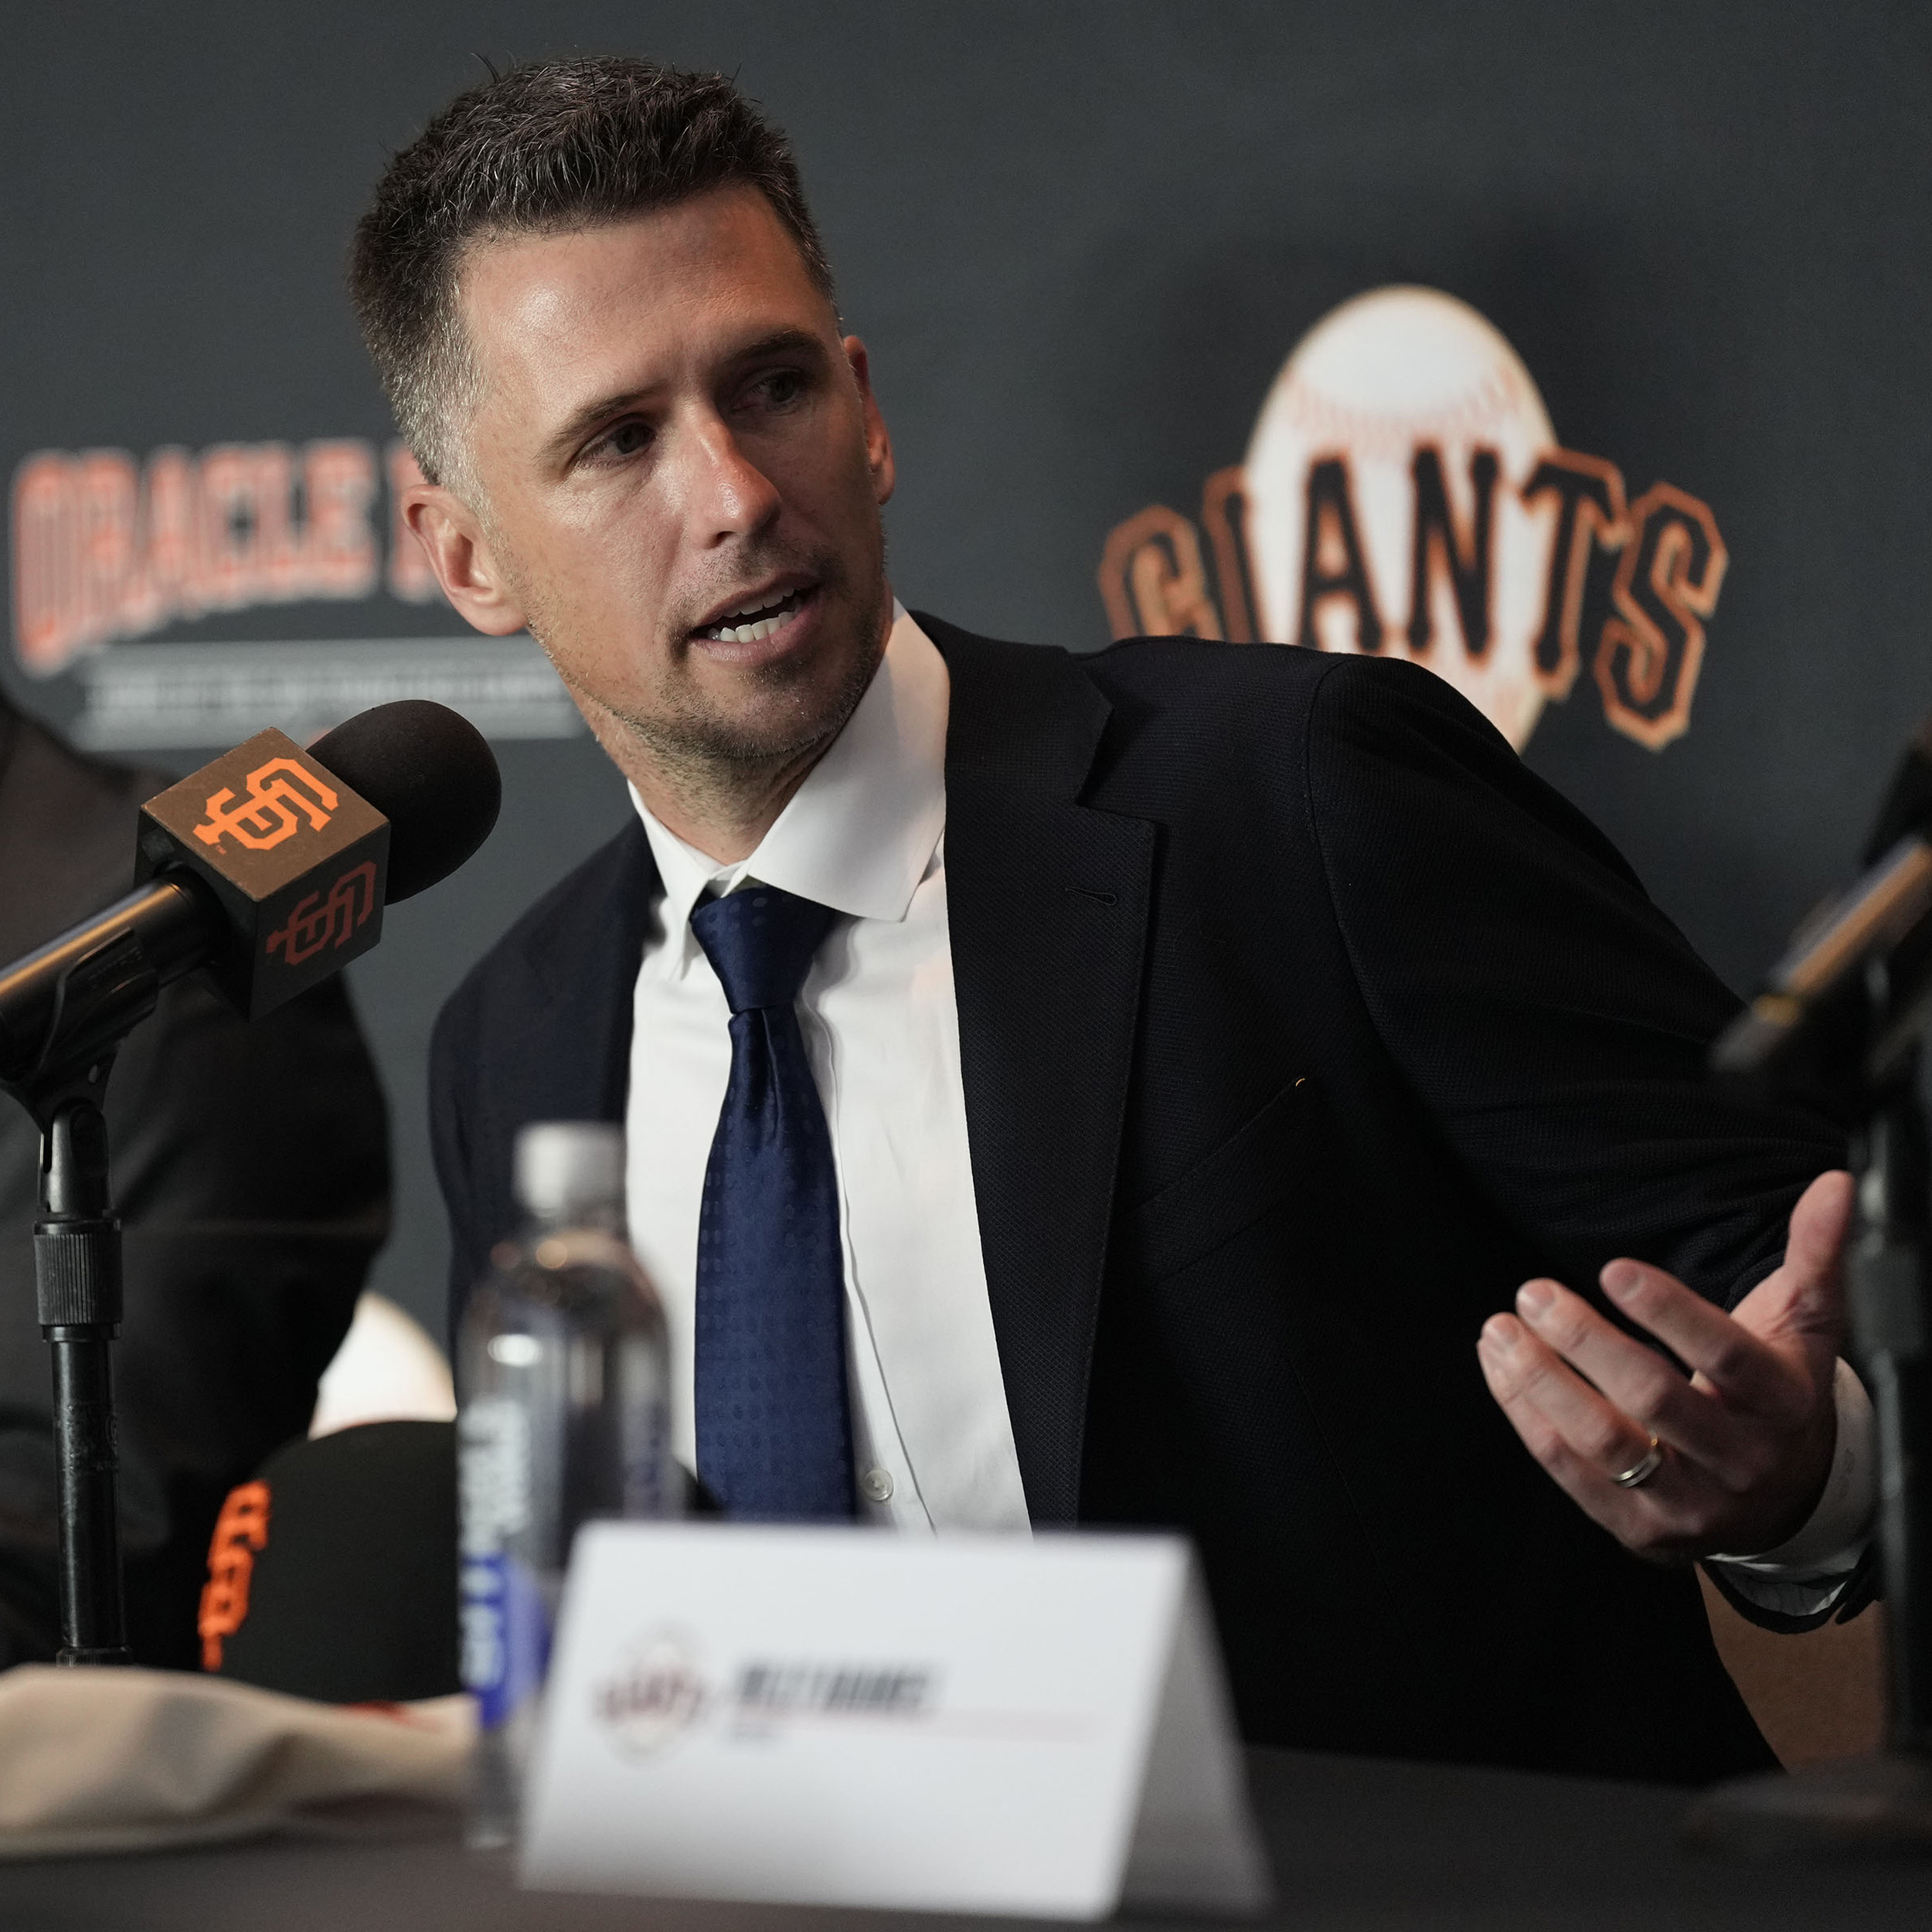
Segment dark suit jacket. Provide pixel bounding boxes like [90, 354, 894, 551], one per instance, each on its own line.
[430, 617, 1845, 1784]
[0, 698, 391, 1668]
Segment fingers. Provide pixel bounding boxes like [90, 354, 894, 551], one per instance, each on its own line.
[1593, 1262, 1800, 1422]
[1770, 1169, 1855, 1337]
[1586, 1167, 1854, 1415]
[1510, 1277, 1747, 1464]
[1478, 1310, 1659, 1484]
[1477, 1315, 1696, 1559]
[1477, 1170, 1857, 1560]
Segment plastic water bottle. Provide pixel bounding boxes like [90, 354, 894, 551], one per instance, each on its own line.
[457, 1121, 675, 1849]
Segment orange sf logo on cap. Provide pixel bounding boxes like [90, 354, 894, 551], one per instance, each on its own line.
[199, 1479, 271, 1672]
[193, 757, 337, 854]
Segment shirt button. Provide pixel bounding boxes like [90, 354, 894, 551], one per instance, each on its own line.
[860, 1468, 894, 1503]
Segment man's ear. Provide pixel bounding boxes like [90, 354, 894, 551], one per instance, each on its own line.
[402, 483, 529, 636]
[843, 336, 896, 509]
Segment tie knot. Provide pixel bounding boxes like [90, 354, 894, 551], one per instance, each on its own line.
[690, 884, 838, 1015]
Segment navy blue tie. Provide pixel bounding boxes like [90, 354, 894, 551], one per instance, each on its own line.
[690, 883, 855, 1520]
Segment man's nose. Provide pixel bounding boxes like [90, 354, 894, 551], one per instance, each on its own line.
[682, 418, 782, 546]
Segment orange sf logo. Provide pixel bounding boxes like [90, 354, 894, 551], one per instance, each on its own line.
[199, 1479, 270, 1672]
[265, 859, 379, 968]
[193, 757, 337, 854]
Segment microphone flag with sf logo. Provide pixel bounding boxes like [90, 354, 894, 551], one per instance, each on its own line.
[134, 726, 389, 1018]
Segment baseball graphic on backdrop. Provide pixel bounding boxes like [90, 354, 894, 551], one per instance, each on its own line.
[1243, 286, 1560, 750]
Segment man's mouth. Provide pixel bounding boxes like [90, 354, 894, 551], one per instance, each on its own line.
[694, 583, 815, 645]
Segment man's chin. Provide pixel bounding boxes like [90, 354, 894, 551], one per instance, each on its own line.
[652, 712, 842, 771]
[682, 616, 886, 765]
[563, 574, 889, 786]
[624, 660, 879, 774]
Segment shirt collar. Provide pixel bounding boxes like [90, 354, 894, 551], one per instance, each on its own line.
[629, 601, 949, 930]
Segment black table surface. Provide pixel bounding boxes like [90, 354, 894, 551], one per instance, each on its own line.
[0, 1747, 1926, 1932]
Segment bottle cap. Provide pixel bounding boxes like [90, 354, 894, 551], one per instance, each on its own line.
[512, 1121, 625, 1222]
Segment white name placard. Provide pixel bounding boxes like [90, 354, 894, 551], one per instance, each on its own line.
[519, 1524, 1271, 1920]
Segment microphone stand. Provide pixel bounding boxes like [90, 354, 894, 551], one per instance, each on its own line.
[1852, 1032, 1932, 1755]
[1, 925, 166, 1667]
[0, 699, 493, 1670]
[29, 1086, 132, 1665]
[1687, 959, 1932, 1847]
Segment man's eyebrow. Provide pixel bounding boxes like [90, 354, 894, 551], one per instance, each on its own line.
[729, 326, 829, 367]
[544, 330, 833, 465]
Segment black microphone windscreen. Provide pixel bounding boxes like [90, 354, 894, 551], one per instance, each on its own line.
[308, 701, 502, 904]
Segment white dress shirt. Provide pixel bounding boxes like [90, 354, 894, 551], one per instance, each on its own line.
[621, 603, 1869, 1596]
[624, 607, 1030, 1533]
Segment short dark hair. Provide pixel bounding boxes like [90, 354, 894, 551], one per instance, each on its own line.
[349, 56, 835, 488]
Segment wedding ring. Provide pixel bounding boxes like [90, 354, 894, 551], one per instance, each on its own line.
[1610, 1434, 1665, 1489]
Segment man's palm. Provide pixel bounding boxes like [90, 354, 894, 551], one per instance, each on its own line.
[1476, 1171, 1852, 1560]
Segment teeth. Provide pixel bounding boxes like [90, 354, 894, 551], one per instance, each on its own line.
[716, 613, 790, 645]
[703, 586, 804, 645]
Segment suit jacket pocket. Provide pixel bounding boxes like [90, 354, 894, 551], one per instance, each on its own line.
[1123, 1077, 1315, 1285]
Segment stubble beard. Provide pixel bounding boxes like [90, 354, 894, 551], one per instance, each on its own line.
[526, 546, 892, 822]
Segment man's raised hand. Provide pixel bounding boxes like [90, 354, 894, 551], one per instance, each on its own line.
[1475, 1170, 1855, 1561]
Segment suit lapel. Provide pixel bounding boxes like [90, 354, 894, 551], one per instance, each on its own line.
[922, 615, 1155, 1524]
[521, 818, 660, 1130]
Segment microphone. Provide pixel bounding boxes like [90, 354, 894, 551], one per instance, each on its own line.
[1713, 716, 1932, 1087]
[0, 700, 500, 1088]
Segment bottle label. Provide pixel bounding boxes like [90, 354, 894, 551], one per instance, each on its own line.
[459, 1395, 548, 1730]
[461, 1552, 551, 1730]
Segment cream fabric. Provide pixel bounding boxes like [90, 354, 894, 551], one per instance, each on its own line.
[0, 1665, 470, 1860]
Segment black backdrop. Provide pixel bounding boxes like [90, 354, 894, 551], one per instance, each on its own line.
[2, 2, 1927, 1338]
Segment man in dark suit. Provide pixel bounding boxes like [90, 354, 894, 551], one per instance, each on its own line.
[0, 692, 391, 1667]
[355, 57, 1859, 1782]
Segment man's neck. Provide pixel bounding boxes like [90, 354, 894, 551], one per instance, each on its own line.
[620, 739, 826, 865]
